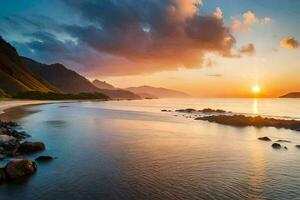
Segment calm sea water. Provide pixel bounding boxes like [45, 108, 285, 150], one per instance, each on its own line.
[1, 98, 300, 200]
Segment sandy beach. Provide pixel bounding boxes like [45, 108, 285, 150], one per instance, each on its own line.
[0, 100, 74, 121]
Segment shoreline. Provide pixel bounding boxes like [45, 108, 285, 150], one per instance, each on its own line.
[0, 100, 77, 121]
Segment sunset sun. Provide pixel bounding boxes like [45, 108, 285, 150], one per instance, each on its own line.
[251, 85, 261, 94]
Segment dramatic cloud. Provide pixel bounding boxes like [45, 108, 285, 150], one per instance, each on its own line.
[60, 0, 237, 75]
[0, 0, 237, 76]
[280, 37, 299, 49]
[238, 43, 256, 55]
[231, 11, 270, 32]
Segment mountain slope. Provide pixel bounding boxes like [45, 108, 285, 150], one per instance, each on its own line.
[280, 92, 300, 98]
[23, 57, 140, 99]
[126, 85, 190, 98]
[92, 80, 115, 90]
[0, 36, 57, 95]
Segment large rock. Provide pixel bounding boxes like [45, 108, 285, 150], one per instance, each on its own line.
[5, 159, 37, 180]
[18, 141, 45, 153]
[272, 143, 282, 149]
[0, 167, 5, 182]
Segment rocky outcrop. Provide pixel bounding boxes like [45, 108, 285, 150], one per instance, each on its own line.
[5, 159, 37, 180]
[176, 108, 197, 113]
[198, 108, 228, 113]
[195, 115, 300, 131]
[258, 137, 271, 141]
[272, 143, 282, 149]
[18, 142, 45, 153]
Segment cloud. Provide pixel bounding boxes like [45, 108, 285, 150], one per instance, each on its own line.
[2, 0, 237, 76]
[231, 11, 270, 32]
[243, 11, 259, 25]
[280, 37, 299, 49]
[58, 0, 237, 75]
[207, 73, 222, 77]
[262, 17, 271, 25]
[214, 7, 223, 20]
[238, 43, 256, 55]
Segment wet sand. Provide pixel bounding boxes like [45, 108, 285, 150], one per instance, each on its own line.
[0, 100, 75, 121]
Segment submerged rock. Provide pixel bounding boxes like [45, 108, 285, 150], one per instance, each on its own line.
[276, 140, 291, 143]
[272, 143, 282, 149]
[258, 137, 271, 141]
[35, 156, 54, 162]
[5, 159, 37, 180]
[18, 142, 45, 153]
[175, 108, 196, 113]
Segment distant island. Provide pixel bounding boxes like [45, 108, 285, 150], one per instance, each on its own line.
[280, 92, 300, 98]
[126, 85, 191, 99]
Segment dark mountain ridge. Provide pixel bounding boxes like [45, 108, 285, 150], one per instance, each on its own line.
[280, 92, 300, 98]
[0, 36, 58, 95]
[23, 57, 140, 100]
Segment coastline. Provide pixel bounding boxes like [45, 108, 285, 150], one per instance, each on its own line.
[0, 100, 76, 121]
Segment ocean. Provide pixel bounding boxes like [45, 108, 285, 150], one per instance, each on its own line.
[1, 98, 300, 200]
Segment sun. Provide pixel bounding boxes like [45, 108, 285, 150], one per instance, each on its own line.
[251, 85, 261, 94]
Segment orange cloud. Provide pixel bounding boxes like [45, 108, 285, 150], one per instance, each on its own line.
[63, 0, 237, 76]
[243, 11, 259, 25]
[280, 37, 299, 49]
[231, 11, 271, 32]
[214, 7, 223, 20]
[238, 43, 256, 55]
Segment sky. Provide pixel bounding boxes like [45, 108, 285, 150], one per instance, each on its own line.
[0, 0, 299, 97]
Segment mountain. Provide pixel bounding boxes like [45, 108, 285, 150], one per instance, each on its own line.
[280, 92, 300, 98]
[137, 93, 158, 99]
[125, 85, 191, 98]
[92, 79, 115, 90]
[0, 36, 57, 95]
[23, 57, 140, 99]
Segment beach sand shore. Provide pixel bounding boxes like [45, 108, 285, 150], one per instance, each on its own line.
[0, 100, 74, 121]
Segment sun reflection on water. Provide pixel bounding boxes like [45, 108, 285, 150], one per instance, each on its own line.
[252, 98, 259, 114]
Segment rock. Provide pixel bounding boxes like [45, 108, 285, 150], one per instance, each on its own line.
[258, 137, 271, 141]
[35, 156, 54, 162]
[176, 108, 196, 113]
[295, 145, 300, 149]
[272, 143, 282, 149]
[0, 135, 16, 144]
[5, 159, 37, 180]
[276, 139, 291, 143]
[199, 108, 227, 113]
[0, 167, 5, 182]
[161, 109, 172, 112]
[18, 142, 45, 153]
[284, 146, 288, 150]
[195, 115, 300, 131]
